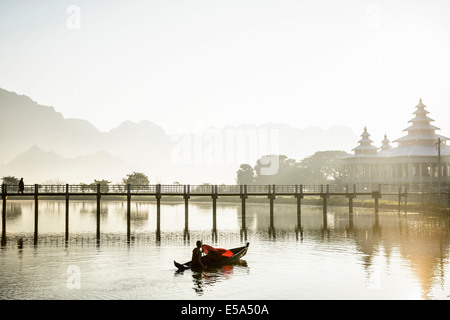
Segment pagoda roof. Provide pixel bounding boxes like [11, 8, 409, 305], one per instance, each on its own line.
[408, 115, 435, 123]
[377, 144, 450, 157]
[393, 132, 449, 143]
[380, 134, 392, 150]
[352, 127, 378, 154]
[394, 99, 449, 146]
[343, 144, 450, 159]
[403, 123, 441, 132]
[352, 144, 378, 151]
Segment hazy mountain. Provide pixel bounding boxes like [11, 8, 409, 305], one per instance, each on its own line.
[0, 88, 172, 183]
[0, 88, 358, 184]
[0, 88, 102, 162]
[102, 119, 172, 167]
[1, 145, 132, 184]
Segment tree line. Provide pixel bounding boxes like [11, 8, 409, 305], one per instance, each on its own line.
[236, 150, 349, 185]
[1, 172, 150, 188]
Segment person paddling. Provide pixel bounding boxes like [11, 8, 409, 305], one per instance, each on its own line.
[191, 240, 206, 269]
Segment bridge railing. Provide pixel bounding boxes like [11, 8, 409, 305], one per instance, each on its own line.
[2, 183, 448, 195]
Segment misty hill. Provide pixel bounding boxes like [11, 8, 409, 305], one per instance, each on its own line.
[103, 119, 172, 166]
[0, 88, 102, 162]
[1, 145, 132, 183]
[0, 88, 173, 182]
[0, 87, 172, 162]
[0, 88, 357, 184]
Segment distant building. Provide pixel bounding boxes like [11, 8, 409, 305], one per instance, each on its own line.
[341, 99, 450, 192]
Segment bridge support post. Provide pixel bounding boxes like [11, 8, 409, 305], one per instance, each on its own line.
[65, 184, 69, 244]
[372, 191, 380, 213]
[156, 184, 161, 242]
[320, 184, 329, 214]
[1, 184, 6, 246]
[347, 195, 354, 214]
[34, 184, 39, 246]
[345, 185, 355, 230]
[320, 185, 329, 230]
[184, 185, 190, 241]
[268, 184, 276, 238]
[96, 184, 101, 244]
[346, 184, 356, 214]
[127, 184, 131, 244]
[240, 185, 247, 240]
[295, 185, 303, 232]
[212, 185, 218, 242]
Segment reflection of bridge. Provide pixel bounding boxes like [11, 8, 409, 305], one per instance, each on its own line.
[2, 183, 449, 246]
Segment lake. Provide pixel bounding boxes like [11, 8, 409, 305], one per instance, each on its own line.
[1, 199, 450, 300]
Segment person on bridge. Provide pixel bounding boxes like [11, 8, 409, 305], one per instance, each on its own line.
[18, 178, 24, 194]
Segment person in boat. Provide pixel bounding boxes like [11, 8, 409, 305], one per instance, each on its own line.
[191, 240, 207, 268]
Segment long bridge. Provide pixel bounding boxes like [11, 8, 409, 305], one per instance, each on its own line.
[2, 183, 449, 246]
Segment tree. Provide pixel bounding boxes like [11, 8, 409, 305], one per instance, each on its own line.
[79, 179, 111, 192]
[122, 172, 149, 185]
[2, 176, 19, 186]
[94, 179, 111, 193]
[236, 164, 255, 185]
[94, 179, 111, 186]
[253, 155, 301, 184]
[298, 150, 349, 184]
[237, 150, 349, 185]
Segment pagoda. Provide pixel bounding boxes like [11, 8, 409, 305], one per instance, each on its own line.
[393, 98, 449, 147]
[352, 127, 378, 155]
[341, 98, 450, 192]
[380, 134, 392, 151]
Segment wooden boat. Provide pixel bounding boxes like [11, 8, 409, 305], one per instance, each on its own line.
[174, 242, 249, 271]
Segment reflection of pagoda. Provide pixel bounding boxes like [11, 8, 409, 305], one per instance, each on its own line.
[342, 99, 450, 191]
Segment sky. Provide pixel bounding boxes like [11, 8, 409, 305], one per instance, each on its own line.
[1, 0, 450, 148]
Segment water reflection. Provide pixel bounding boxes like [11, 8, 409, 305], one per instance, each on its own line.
[174, 261, 249, 296]
[2, 200, 450, 299]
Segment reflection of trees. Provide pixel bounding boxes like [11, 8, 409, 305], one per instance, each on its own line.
[394, 216, 450, 299]
[5, 202, 23, 221]
[249, 202, 450, 298]
[345, 213, 450, 299]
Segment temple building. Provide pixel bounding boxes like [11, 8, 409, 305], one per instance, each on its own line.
[341, 99, 450, 192]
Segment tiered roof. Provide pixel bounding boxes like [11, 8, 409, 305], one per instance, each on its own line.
[393, 98, 449, 147]
[352, 127, 378, 155]
[347, 99, 450, 158]
[380, 134, 392, 151]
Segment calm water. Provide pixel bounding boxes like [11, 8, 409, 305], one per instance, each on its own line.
[1, 200, 450, 300]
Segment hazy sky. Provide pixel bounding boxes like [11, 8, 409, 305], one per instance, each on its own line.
[1, 0, 450, 148]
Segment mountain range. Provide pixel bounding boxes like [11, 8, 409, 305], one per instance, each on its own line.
[0, 88, 357, 184]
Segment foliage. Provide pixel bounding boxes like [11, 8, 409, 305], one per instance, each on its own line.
[2, 176, 20, 185]
[122, 172, 149, 185]
[236, 164, 255, 185]
[79, 179, 111, 192]
[237, 150, 349, 185]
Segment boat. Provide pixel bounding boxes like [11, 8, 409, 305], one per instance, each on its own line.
[174, 242, 249, 271]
